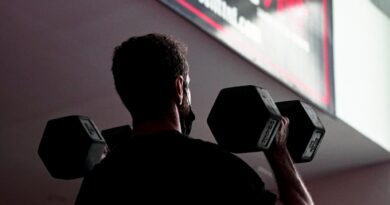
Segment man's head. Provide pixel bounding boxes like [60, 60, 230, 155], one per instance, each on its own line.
[112, 33, 194, 133]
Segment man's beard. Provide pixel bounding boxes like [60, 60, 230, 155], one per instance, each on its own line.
[179, 93, 195, 135]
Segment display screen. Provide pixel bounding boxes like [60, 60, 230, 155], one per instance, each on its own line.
[160, 0, 334, 114]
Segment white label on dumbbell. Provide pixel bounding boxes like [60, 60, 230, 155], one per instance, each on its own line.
[258, 118, 278, 149]
[80, 118, 102, 141]
[258, 88, 281, 115]
[302, 131, 322, 160]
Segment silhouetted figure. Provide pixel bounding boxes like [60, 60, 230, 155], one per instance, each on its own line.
[75, 33, 314, 205]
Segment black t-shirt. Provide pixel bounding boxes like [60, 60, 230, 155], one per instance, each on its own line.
[75, 131, 276, 204]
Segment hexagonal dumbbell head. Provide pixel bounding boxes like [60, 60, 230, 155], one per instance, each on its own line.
[276, 101, 325, 163]
[207, 85, 282, 153]
[101, 125, 132, 151]
[38, 116, 106, 179]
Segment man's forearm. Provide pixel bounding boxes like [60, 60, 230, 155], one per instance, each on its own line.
[266, 148, 314, 205]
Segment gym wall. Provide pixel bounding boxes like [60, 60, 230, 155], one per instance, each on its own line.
[307, 161, 390, 205]
[309, 1, 390, 204]
[0, 1, 389, 204]
[334, 0, 390, 152]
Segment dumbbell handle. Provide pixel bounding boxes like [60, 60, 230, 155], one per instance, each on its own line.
[99, 125, 132, 160]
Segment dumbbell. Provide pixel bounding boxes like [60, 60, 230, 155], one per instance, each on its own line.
[38, 115, 132, 180]
[207, 85, 325, 163]
[276, 100, 325, 162]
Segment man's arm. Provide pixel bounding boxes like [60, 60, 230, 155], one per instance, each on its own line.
[265, 117, 314, 205]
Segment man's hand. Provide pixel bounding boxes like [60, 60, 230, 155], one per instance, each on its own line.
[266, 117, 290, 157]
[265, 117, 315, 205]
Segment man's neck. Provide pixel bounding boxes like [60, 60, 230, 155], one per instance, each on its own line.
[132, 113, 182, 137]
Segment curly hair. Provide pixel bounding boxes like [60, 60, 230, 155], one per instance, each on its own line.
[112, 33, 189, 123]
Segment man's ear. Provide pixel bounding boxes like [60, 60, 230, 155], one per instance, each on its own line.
[174, 75, 184, 105]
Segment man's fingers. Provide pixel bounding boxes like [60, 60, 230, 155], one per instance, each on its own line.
[277, 117, 289, 142]
[281, 117, 289, 126]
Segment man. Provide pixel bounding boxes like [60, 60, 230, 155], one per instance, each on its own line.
[75, 33, 314, 205]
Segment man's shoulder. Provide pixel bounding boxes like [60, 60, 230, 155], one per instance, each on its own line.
[146, 131, 246, 163]
[117, 130, 224, 155]
[76, 131, 271, 204]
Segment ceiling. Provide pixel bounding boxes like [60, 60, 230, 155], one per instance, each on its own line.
[0, 1, 389, 204]
[372, 0, 390, 18]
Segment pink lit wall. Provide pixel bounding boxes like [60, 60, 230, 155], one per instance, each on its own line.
[307, 162, 390, 205]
